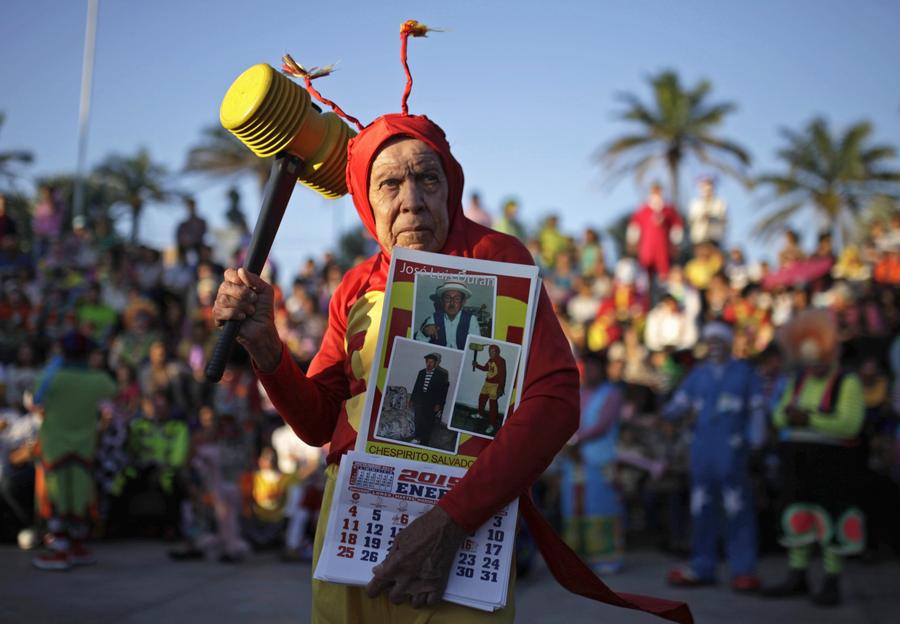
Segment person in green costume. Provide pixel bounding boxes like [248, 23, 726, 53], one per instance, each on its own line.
[31, 331, 116, 571]
[761, 310, 865, 606]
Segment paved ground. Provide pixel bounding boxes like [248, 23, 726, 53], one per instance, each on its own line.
[1, 541, 897, 623]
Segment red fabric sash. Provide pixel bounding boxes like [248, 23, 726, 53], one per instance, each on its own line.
[520, 494, 694, 624]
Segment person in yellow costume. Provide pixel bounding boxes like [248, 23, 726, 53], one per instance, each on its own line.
[473, 344, 507, 436]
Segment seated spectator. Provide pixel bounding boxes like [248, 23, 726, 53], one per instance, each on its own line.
[567, 278, 601, 326]
[726, 247, 750, 291]
[777, 228, 805, 268]
[665, 266, 701, 325]
[245, 447, 291, 548]
[685, 242, 724, 291]
[493, 198, 526, 240]
[463, 192, 492, 227]
[832, 245, 871, 282]
[578, 228, 604, 277]
[124, 393, 189, 536]
[644, 295, 698, 352]
[139, 341, 190, 416]
[77, 282, 118, 345]
[0, 399, 39, 539]
[192, 412, 251, 562]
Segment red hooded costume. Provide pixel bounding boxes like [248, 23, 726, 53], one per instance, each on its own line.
[255, 112, 691, 623]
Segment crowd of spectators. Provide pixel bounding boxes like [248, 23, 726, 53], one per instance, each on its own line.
[1, 179, 899, 574]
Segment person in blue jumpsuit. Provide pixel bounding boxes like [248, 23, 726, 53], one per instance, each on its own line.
[665, 322, 766, 592]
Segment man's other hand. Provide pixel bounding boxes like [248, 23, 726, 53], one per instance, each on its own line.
[365, 506, 467, 609]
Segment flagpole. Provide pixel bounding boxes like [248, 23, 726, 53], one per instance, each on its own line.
[73, 0, 99, 223]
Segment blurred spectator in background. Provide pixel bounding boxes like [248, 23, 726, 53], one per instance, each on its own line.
[31, 331, 117, 571]
[665, 322, 765, 592]
[644, 294, 698, 353]
[763, 310, 866, 607]
[31, 185, 63, 260]
[493, 197, 526, 240]
[561, 350, 625, 574]
[579, 228, 604, 278]
[538, 214, 568, 269]
[175, 197, 207, 265]
[192, 412, 251, 562]
[463, 192, 492, 227]
[778, 229, 806, 268]
[687, 175, 727, 247]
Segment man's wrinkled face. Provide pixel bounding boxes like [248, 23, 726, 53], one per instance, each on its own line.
[441, 290, 465, 318]
[368, 138, 449, 253]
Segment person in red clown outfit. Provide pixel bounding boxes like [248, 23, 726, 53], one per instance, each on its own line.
[213, 21, 691, 624]
[473, 344, 507, 436]
[627, 182, 684, 280]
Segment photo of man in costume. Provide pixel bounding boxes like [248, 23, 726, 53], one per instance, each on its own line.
[449, 339, 520, 440]
[473, 344, 507, 436]
[414, 280, 483, 349]
[408, 353, 450, 446]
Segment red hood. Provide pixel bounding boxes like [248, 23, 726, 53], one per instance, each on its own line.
[345, 113, 466, 257]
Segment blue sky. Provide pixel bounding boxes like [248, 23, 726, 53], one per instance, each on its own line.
[2, 0, 899, 281]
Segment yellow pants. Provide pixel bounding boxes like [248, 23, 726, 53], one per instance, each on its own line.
[311, 464, 516, 623]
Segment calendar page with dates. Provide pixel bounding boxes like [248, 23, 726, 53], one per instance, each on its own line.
[314, 450, 517, 612]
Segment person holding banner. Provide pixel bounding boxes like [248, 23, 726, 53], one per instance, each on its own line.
[213, 20, 690, 624]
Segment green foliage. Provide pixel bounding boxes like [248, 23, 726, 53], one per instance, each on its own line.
[0, 113, 34, 188]
[184, 125, 273, 193]
[754, 118, 900, 241]
[335, 225, 375, 269]
[94, 147, 174, 243]
[34, 173, 118, 223]
[597, 70, 751, 207]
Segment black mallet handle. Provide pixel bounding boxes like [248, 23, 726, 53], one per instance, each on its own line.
[205, 154, 302, 382]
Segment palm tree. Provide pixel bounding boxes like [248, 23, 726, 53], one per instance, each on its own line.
[754, 118, 900, 241]
[95, 148, 171, 243]
[184, 125, 273, 193]
[597, 70, 751, 208]
[0, 113, 33, 187]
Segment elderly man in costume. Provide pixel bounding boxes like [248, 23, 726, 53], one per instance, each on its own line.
[408, 352, 450, 446]
[761, 310, 864, 606]
[414, 280, 481, 349]
[664, 322, 766, 592]
[213, 21, 691, 624]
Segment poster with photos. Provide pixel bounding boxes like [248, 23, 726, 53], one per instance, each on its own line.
[355, 248, 540, 466]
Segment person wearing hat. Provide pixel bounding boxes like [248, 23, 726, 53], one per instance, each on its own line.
[407, 352, 450, 446]
[31, 332, 117, 571]
[761, 310, 865, 606]
[664, 321, 766, 592]
[415, 280, 481, 349]
[213, 21, 688, 624]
